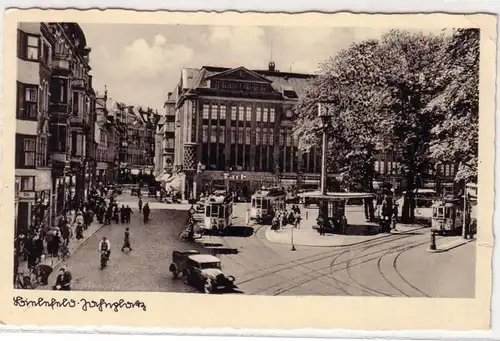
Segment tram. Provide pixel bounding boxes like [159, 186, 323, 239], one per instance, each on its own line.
[250, 187, 287, 223]
[431, 197, 464, 235]
[203, 192, 234, 232]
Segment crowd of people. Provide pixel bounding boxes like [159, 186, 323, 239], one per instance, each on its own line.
[270, 204, 302, 231]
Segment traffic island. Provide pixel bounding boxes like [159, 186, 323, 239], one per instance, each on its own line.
[426, 236, 475, 253]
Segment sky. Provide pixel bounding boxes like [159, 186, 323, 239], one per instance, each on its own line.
[79, 24, 445, 113]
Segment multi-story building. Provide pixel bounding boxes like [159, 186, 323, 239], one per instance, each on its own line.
[47, 22, 96, 215]
[171, 62, 320, 199]
[15, 22, 53, 235]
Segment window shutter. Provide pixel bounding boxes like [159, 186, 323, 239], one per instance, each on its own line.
[16, 82, 24, 118]
[15, 134, 22, 168]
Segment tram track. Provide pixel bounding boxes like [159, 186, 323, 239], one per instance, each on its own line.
[270, 238, 432, 296]
[237, 226, 428, 288]
[246, 232, 432, 295]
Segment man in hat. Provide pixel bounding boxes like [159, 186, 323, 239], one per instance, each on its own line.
[53, 265, 72, 291]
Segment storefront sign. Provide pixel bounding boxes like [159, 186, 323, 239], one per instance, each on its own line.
[19, 191, 35, 199]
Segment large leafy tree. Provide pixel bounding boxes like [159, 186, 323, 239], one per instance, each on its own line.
[294, 29, 448, 223]
[426, 28, 480, 183]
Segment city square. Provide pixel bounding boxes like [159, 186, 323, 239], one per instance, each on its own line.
[13, 22, 479, 298]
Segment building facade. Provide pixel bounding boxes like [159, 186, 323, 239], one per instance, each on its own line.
[171, 63, 321, 199]
[15, 22, 53, 235]
[15, 22, 97, 235]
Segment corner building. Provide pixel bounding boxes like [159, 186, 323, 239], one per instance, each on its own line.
[173, 63, 322, 198]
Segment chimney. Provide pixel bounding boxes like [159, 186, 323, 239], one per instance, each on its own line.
[268, 61, 276, 72]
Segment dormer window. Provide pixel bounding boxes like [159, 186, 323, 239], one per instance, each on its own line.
[281, 85, 298, 99]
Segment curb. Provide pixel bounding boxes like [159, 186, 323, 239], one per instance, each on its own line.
[49, 222, 105, 270]
[426, 238, 475, 253]
[264, 225, 429, 248]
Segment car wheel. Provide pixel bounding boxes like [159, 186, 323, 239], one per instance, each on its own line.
[204, 280, 213, 294]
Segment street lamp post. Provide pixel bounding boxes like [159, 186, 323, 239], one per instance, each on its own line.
[318, 101, 334, 195]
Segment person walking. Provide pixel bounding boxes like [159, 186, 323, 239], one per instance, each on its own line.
[53, 266, 72, 291]
[138, 197, 143, 213]
[120, 205, 126, 224]
[125, 205, 133, 223]
[75, 222, 84, 241]
[143, 203, 150, 223]
[121, 228, 132, 252]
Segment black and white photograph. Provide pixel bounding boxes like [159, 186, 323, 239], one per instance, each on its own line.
[10, 20, 483, 297]
[1, 10, 495, 331]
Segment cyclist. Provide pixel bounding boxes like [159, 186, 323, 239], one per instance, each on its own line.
[98, 236, 111, 262]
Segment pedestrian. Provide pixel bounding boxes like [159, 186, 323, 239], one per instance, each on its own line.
[125, 205, 133, 223]
[75, 222, 84, 241]
[113, 205, 119, 224]
[121, 228, 132, 252]
[52, 231, 61, 258]
[36, 262, 53, 286]
[33, 232, 44, 264]
[53, 266, 72, 291]
[143, 203, 150, 223]
[138, 197, 143, 213]
[120, 205, 126, 224]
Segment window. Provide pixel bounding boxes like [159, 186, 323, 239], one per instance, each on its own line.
[285, 131, 292, 147]
[238, 127, 244, 144]
[203, 104, 210, 119]
[256, 128, 261, 145]
[210, 126, 217, 143]
[245, 127, 251, 145]
[375, 160, 381, 173]
[17, 83, 38, 119]
[269, 128, 274, 145]
[21, 176, 35, 191]
[16, 136, 36, 167]
[263, 108, 269, 122]
[270, 108, 275, 122]
[230, 127, 236, 142]
[246, 106, 252, 122]
[285, 109, 293, 118]
[202, 125, 208, 143]
[36, 136, 48, 167]
[238, 106, 245, 121]
[48, 124, 67, 152]
[279, 131, 285, 145]
[71, 132, 85, 156]
[220, 105, 227, 120]
[231, 106, 237, 121]
[262, 128, 268, 145]
[26, 35, 39, 61]
[256, 107, 262, 122]
[220, 129, 225, 144]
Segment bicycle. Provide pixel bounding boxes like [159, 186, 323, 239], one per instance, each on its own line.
[59, 244, 71, 261]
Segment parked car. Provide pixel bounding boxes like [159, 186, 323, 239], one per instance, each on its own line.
[169, 250, 235, 293]
[130, 185, 140, 196]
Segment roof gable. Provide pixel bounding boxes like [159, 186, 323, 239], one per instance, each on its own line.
[206, 66, 272, 84]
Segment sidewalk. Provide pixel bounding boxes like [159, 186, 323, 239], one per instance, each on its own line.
[264, 206, 429, 247]
[427, 236, 475, 253]
[17, 220, 104, 273]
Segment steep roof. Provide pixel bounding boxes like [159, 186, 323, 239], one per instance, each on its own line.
[180, 65, 314, 99]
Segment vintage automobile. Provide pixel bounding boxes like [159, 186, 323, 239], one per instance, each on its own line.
[169, 250, 235, 293]
[130, 184, 141, 196]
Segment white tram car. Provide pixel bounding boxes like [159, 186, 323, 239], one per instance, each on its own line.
[250, 187, 287, 223]
[431, 197, 464, 235]
[203, 192, 234, 232]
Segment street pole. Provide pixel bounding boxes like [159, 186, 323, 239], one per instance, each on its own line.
[291, 222, 296, 251]
[462, 182, 467, 239]
[320, 103, 328, 196]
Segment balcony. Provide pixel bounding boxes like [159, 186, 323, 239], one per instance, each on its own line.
[71, 77, 87, 90]
[69, 114, 85, 127]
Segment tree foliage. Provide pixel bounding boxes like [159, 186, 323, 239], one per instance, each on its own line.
[293, 28, 481, 222]
[426, 28, 480, 182]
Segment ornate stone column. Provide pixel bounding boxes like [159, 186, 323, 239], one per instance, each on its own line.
[183, 142, 198, 201]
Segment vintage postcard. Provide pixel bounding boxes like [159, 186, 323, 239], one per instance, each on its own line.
[0, 10, 495, 331]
